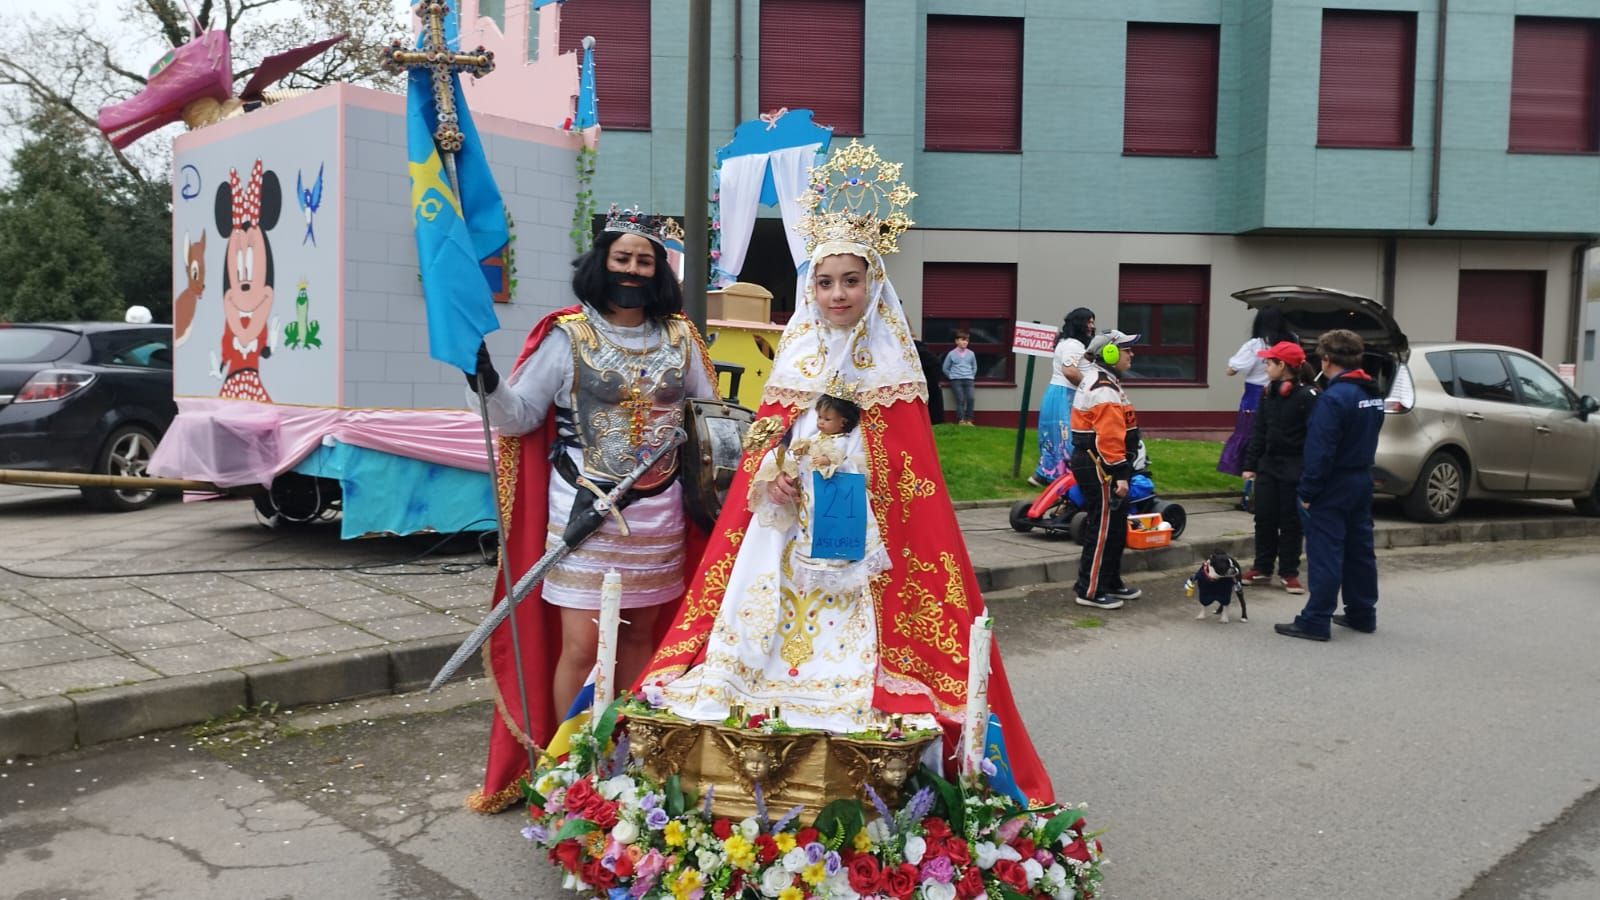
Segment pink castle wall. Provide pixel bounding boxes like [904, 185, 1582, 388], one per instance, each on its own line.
[435, 0, 580, 129]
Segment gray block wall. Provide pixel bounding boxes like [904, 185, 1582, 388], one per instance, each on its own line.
[340, 105, 579, 409]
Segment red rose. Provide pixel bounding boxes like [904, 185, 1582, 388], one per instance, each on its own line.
[582, 858, 616, 890]
[1014, 838, 1037, 860]
[991, 859, 1029, 892]
[589, 799, 619, 830]
[955, 865, 986, 899]
[883, 862, 920, 899]
[943, 836, 971, 868]
[846, 854, 882, 893]
[1062, 839, 1091, 863]
[563, 777, 597, 813]
[922, 817, 952, 841]
[612, 853, 634, 878]
[712, 818, 733, 840]
[756, 834, 780, 865]
[796, 827, 821, 847]
[550, 839, 583, 873]
[1063, 816, 1086, 837]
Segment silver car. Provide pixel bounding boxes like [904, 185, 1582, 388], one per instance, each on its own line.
[1234, 286, 1600, 522]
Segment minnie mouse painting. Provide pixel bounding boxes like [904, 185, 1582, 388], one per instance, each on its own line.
[211, 159, 281, 402]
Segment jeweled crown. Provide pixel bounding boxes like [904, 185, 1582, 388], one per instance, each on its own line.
[823, 370, 863, 405]
[604, 203, 679, 247]
[796, 140, 916, 258]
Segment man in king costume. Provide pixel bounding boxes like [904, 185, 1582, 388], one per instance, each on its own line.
[639, 142, 1054, 804]
[464, 207, 718, 813]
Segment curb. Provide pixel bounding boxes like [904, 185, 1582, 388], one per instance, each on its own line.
[4, 515, 1596, 760]
[952, 490, 1238, 511]
[972, 514, 1600, 594]
[0, 635, 483, 760]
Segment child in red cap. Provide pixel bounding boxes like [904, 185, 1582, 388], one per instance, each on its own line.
[1241, 340, 1317, 594]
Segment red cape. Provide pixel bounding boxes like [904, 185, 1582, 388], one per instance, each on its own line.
[467, 306, 710, 813]
[642, 398, 1055, 805]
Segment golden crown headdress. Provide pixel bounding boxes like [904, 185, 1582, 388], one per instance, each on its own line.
[822, 370, 863, 405]
[797, 140, 916, 258]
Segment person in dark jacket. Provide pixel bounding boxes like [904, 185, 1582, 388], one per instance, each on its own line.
[914, 338, 946, 425]
[1276, 329, 1384, 642]
[1241, 340, 1318, 595]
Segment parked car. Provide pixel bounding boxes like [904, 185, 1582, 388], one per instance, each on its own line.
[1233, 286, 1600, 522]
[0, 322, 176, 511]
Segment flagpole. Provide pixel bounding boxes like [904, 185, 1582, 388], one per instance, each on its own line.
[387, 0, 539, 784]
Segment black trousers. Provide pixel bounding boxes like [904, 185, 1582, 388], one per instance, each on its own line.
[1252, 469, 1303, 577]
[1072, 452, 1128, 599]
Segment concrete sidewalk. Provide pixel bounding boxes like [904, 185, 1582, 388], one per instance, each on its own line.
[3, 485, 1596, 758]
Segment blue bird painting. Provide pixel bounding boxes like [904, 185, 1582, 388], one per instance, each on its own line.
[296, 163, 324, 246]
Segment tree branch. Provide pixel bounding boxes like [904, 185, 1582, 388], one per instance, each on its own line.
[141, 0, 188, 48]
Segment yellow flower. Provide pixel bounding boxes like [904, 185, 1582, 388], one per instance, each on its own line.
[724, 834, 756, 870]
[778, 887, 805, 900]
[671, 868, 704, 900]
[802, 860, 827, 886]
[852, 828, 873, 852]
[664, 820, 687, 847]
[774, 832, 797, 853]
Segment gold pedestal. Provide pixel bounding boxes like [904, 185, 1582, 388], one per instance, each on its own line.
[624, 713, 938, 821]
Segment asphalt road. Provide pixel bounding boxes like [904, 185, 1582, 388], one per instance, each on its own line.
[2, 540, 1596, 899]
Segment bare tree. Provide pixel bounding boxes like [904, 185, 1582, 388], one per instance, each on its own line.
[0, 0, 405, 182]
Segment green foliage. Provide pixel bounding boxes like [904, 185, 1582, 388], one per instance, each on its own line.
[570, 146, 597, 255]
[920, 764, 966, 835]
[665, 773, 686, 818]
[551, 818, 598, 843]
[0, 108, 171, 323]
[813, 798, 865, 850]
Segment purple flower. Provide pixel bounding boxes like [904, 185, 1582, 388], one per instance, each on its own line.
[921, 854, 955, 884]
[521, 824, 547, 842]
[824, 850, 842, 875]
[805, 842, 826, 864]
[640, 792, 662, 811]
[645, 807, 670, 830]
[980, 756, 998, 777]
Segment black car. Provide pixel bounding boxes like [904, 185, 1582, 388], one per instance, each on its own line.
[0, 322, 176, 510]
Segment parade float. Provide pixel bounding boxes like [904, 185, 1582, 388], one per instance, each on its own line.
[137, 0, 604, 536]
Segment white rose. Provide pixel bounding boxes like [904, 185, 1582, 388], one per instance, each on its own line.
[1054, 882, 1078, 900]
[903, 834, 927, 865]
[1023, 858, 1045, 887]
[1045, 862, 1068, 891]
[783, 846, 809, 873]
[998, 844, 1022, 862]
[562, 872, 584, 891]
[697, 849, 723, 872]
[921, 881, 957, 900]
[761, 865, 793, 897]
[611, 818, 639, 845]
[974, 841, 1001, 870]
[740, 817, 761, 841]
[821, 869, 860, 899]
[866, 819, 892, 844]
[599, 774, 634, 802]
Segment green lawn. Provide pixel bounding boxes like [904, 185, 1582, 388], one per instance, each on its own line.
[931, 424, 1239, 502]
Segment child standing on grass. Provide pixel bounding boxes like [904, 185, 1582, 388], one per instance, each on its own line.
[942, 331, 978, 426]
[1241, 341, 1318, 595]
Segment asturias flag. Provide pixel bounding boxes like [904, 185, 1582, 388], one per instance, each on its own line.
[406, 3, 508, 373]
[984, 712, 1027, 803]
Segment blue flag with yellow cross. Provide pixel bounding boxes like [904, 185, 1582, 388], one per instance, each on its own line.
[406, 4, 507, 373]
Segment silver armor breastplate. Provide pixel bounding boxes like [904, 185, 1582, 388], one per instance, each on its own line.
[561, 315, 689, 483]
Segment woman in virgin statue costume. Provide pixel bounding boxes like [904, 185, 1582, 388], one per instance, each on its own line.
[639, 146, 1054, 804]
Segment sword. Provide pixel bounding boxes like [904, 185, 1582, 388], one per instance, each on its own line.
[429, 428, 688, 691]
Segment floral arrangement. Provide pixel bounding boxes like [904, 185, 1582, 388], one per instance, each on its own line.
[522, 703, 1105, 900]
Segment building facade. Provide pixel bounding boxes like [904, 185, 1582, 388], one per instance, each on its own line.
[562, 0, 1600, 426]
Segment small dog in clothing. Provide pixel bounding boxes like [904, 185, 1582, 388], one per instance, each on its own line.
[1184, 550, 1247, 623]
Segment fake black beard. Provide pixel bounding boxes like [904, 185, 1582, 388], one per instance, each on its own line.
[605, 272, 656, 310]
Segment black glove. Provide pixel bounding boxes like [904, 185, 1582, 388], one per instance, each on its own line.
[465, 342, 499, 394]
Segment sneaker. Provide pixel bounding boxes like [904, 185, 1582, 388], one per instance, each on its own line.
[1027, 475, 1046, 488]
[1074, 594, 1124, 610]
[1241, 568, 1270, 585]
[1105, 586, 1142, 601]
[1280, 576, 1304, 594]
[1273, 621, 1329, 642]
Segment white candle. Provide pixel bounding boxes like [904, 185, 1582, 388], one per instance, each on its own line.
[961, 615, 994, 782]
[595, 570, 623, 715]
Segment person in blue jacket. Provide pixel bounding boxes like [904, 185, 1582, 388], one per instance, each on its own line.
[1275, 329, 1384, 642]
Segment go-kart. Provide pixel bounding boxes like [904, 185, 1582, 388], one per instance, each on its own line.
[1009, 469, 1187, 544]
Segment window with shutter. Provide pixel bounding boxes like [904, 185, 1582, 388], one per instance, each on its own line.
[1123, 23, 1219, 156]
[759, 0, 864, 136]
[925, 16, 1023, 153]
[1509, 18, 1600, 153]
[1317, 10, 1416, 149]
[922, 263, 1018, 383]
[559, 0, 650, 130]
[1117, 265, 1209, 384]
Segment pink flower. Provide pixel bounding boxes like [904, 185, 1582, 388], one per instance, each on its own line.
[920, 854, 955, 884]
[996, 817, 1026, 844]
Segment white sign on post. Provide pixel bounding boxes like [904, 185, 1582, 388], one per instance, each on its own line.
[1558, 363, 1577, 387]
[1011, 321, 1059, 358]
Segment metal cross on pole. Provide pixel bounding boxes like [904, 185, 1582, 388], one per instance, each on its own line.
[382, 0, 495, 195]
